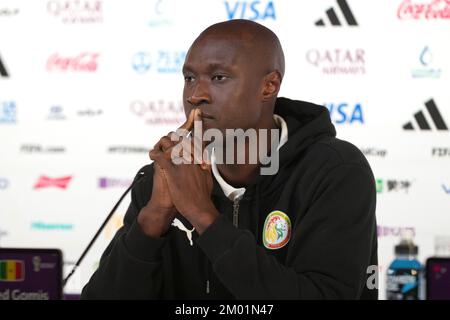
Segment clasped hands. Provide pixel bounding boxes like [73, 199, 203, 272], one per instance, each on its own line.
[138, 108, 219, 238]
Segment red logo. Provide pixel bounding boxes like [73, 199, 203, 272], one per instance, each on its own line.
[398, 0, 450, 19]
[46, 53, 99, 72]
[34, 176, 72, 189]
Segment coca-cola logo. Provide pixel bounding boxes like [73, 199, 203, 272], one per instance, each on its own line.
[47, 0, 102, 24]
[46, 53, 99, 72]
[398, 0, 450, 19]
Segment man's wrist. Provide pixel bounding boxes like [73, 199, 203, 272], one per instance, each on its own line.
[183, 204, 220, 235]
[145, 199, 177, 216]
[124, 219, 167, 262]
[137, 206, 175, 238]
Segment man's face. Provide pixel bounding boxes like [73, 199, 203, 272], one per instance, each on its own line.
[182, 36, 264, 134]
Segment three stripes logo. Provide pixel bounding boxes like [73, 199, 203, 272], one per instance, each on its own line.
[315, 0, 358, 27]
[403, 99, 448, 131]
[0, 54, 9, 77]
[0, 260, 25, 282]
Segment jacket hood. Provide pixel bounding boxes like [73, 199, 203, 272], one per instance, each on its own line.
[275, 97, 336, 168]
[211, 97, 336, 199]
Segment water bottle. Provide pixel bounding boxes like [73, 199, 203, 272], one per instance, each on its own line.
[386, 230, 423, 300]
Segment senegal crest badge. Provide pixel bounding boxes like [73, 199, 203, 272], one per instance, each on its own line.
[263, 210, 292, 250]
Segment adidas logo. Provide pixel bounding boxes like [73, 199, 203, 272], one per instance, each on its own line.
[0, 54, 9, 77]
[315, 0, 358, 27]
[403, 99, 448, 131]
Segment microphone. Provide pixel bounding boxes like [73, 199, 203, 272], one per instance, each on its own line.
[63, 171, 146, 287]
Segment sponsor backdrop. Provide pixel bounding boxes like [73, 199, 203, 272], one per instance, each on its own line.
[0, 0, 449, 298]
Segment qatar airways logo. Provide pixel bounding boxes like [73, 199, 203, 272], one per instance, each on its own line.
[34, 176, 72, 189]
[46, 53, 99, 72]
[47, 0, 103, 24]
[306, 49, 365, 75]
[130, 100, 185, 125]
[397, 0, 450, 19]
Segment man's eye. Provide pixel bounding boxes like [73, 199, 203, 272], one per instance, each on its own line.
[184, 76, 195, 83]
[212, 75, 227, 81]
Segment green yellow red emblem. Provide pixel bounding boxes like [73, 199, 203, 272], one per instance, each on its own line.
[263, 210, 291, 250]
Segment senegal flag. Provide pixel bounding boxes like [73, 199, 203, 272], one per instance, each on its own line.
[0, 260, 25, 281]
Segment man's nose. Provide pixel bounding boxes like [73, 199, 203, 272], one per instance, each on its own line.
[187, 80, 211, 107]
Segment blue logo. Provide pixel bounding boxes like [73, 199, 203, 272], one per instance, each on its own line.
[443, 184, 450, 194]
[324, 103, 364, 124]
[412, 46, 441, 78]
[0, 101, 16, 123]
[132, 51, 185, 74]
[132, 52, 152, 74]
[0, 178, 9, 189]
[157, 51, 185, 73]
[420, 46, 431, 66]
[47, 105, 66, 120]
[148, 0, 173, 27]
[30, 221, 74, 231]
[225, 0, 276, 21]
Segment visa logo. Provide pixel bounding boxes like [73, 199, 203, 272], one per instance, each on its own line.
[0, 101, 16, 123]
[225, 0, 276, 21]
[324, 103, 364, 124]
[443, 184, 450, 194]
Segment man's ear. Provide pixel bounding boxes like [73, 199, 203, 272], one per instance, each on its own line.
[261, 71, 282, 102]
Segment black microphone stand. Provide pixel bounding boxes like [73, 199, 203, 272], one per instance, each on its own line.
[63, 171, 146, 287]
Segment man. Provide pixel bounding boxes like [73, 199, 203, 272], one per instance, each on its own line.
[82, 19, 378, 299]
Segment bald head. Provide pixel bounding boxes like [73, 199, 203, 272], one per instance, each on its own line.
[182, 20, 285, 134]
[192, 19, 285, 80]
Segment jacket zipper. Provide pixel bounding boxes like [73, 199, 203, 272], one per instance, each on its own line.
[232, 197, 241, 227]
[206, 280, 210, 294]
[205, 196, 242, 294]
[204, 255, 211, 295]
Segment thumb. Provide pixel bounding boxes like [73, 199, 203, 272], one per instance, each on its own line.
[179, 108, 201, 132]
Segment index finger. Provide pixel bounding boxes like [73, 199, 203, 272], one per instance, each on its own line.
[179, 108, 201, 132]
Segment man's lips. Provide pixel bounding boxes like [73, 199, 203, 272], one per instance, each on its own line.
[199, 112, 214, 120]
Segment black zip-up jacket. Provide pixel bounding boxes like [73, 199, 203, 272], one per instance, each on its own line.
[81, 97, 378, 299]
